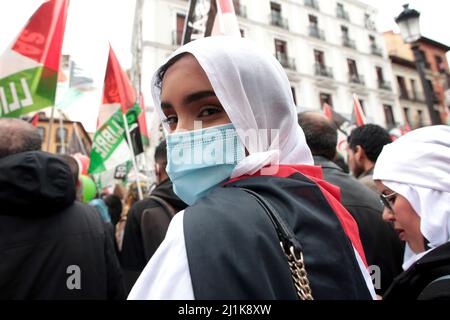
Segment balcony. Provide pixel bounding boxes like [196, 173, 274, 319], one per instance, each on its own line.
[304, 0, 319, 10]
[399, 89, 425, 102]
[342, 37, 356, 49]
[371, 45, 383, 57]
[235, 4, 247, 18]
[349, 73, 365, 85]
[276, 53, 296, 70]
[308, 25, 325, 40]
[314, 63, 333, 78]
[172, 30, 183, 46]
[365, 19, 376, 31]
[336, 8, 350, 21]
[378, 80, 392, 91]
[269, 13, 289, 30]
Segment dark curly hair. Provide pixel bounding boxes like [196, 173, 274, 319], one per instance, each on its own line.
[347, 124, 392, 162]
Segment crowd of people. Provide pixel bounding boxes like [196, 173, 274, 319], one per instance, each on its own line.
[0, 36, 449, 300]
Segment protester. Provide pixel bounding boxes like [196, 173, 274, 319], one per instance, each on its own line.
[347, 124, 392, 192]
[121, 139, 187, 293]
[298, 112, 404, 295]
[373, 125, 450, 300]
[104, 194, 123, 227]
[0, 118, 125, 299]
[128, 36, 375, 300]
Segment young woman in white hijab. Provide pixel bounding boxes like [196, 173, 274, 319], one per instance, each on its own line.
[373, 125, 450, 299]
[128, 36, 375, 300]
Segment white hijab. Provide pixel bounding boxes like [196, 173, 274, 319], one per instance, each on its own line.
[151, 36, 313, 177]
[373, 125, 450, 270]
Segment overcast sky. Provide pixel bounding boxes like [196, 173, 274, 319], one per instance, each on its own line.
[0, 0, 448, 131]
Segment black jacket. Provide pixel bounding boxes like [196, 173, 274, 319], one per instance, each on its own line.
[120, 178, 186, 292]
[384, 242, 450, 300]
[314, 156, 404, 294]
[0, 151, 125, 300]
[184, 166, 373, 299]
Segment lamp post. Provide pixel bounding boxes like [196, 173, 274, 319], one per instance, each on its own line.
[395, 4, 441, 125]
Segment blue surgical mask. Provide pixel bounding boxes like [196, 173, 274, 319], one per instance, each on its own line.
[166, 123, 246, 205]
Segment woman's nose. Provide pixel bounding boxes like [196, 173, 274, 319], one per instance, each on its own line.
[382, 207, 395, 222]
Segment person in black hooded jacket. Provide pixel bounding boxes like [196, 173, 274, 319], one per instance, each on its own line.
[0, 118, 125, 300]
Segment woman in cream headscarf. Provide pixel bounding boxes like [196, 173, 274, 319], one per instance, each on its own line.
[129, 36, 375, 300]
[373, 125, 450, 299]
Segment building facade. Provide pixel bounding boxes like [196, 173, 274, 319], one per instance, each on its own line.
[133, 0, 401, 144]
[384, 31, 450, 126]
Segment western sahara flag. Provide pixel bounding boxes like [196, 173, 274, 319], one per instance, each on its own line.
[0, 0, 69, 118]
[88, 46, 137, 174]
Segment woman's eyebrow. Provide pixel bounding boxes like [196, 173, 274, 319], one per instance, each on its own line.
[161, 102, 173, 110]
[183, 90, 216, 105]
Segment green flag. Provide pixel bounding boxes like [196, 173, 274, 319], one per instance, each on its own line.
[0, 0, 69, 118]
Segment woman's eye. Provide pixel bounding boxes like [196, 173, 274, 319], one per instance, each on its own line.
[198, 107, 221, 118]
[163, 116, 178, 127]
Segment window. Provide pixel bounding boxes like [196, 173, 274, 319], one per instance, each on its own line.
[417, 110, 424, 127]
[271, 2, 281, 15]
[275, 39, 287, 57]
[55, 127, 68, 143]
[341, 25, 349, 38]
[37, 126, 46, 140]
[397, 76, 408, 99]
[175, 13, 186, 46]
[314, 50, 325, 65]
[403, 107, 411, 124]
[376, 66, 384, 83]
[358, 99, 366, 114]
[309, 15, 318, 27]
[347, 59, 358, 76]
[383, 104, 396, 128]
[291, 87, 297, 105]
[410, 79, 418, 100]
[435, 55, 444, 72]
[240, 28, 245, 37]
[418, 49, 431, 69]
[336, 3, 349, 20]
[319, 92, 333, 108]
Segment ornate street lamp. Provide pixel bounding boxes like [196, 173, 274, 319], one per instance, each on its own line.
[395, 4, 441, 125]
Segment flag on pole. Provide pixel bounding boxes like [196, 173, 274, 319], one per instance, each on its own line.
[137, 94, 150, 146]
[322, 103, 333, 121]
[211, 0, 241, 37]
[352, 93, 367, 127]
[0, 0, 69, 118]
[88, 46, 137, 174]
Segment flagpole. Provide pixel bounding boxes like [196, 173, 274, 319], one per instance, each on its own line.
[46, 106, 55, 152]
[122, 113, 144, 201]
[58, 110, 66, 154]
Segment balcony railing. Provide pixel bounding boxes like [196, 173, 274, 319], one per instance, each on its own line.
[314, 63, 333, 78]
[371, 45, 383, 57]
[235, 4, 247, 18]
[269, 13, 289, 30]
[399, 89, 425, 102]
[336, 8, 349, 21]
[342, 37, 356, 49]
[378, 80, 392, 91]
[365, 19, 376, 31]
[304, 0, 319, 10]
[276, 53, 296, 70]
[308, 25, 325, 40]
[172, 30, 183, 46]
[349, 73, 365, 85]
